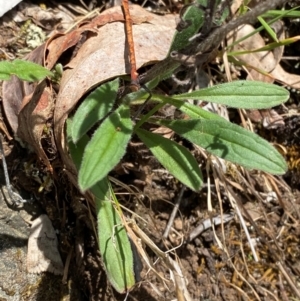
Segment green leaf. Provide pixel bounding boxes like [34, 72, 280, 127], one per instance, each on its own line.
[78, 104, 133, 191]
[0, 59, 52, 81]
[136, 128, 203, 191]
[155, 118, 287, 174]
[67, 120, 136, 293]
[172, 81, 289, 109]
[257, 16, 278, 42]
[71, 78, 119, 143]
[97, 196, 136, 294]
[262, 8, 300, 19]
[168, 0, 229, 54]
[89, 177, 137, 294]
[168, 1, 205, 53]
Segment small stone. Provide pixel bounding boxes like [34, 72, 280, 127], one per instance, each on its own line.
[27, 214, 64, 275]
[174, 218, 183, 231]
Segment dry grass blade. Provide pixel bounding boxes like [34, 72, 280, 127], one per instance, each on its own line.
[128, 221, 193, 301]
[207, 151, 300, 299]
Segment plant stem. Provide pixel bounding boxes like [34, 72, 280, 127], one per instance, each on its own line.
[138, 0, 290, 85]
[122, 0, 139, 90]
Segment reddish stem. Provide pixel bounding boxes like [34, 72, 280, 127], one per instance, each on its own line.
[122, 0, 139, 91]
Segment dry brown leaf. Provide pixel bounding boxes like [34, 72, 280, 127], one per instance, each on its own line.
[227, 24, 279, 83]
[45, 7, 154, 71]
[17, 80, 54, 172]
[228, 24, 300, 129]
[2, 5, 176, 178]
[247, 108, 284, 129]
[53, 5, 176, 176]
[44, 31, 86, 71]
[2, 45, 55, 171]
[152, 126, 174, 139]
[228, 24, 300, 89]
[2, 44, 45, 133]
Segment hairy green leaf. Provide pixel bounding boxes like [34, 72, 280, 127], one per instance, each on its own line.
[97, 197, 135, 294]
[169, 0, 228, 53]
[136, 128, 202, 191]
[67, 120, 136, 293]
[79, 104, 133, 191]
[93, 178, 136, 293]
[169, 2, 205, 53]
[172, 81, 289, 109]
[71, 78, 119, 143]
[155, 118, 287, 174]
[0, 59, 52, 81]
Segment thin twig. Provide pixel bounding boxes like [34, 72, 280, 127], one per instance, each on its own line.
[163, 186, 186, 239]
[277, 261, 300, 299]
[129, 221, 193, 301]
[193, 0, 290, 55]
[138, 0, 290, 85]
[189, 213, 234, 241]
[122, 0, 139, 90]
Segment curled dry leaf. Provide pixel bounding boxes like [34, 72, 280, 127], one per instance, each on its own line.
[17, 80, 54, 172]
[2, 44, 55, 170]
[2, 44, 45, 133]
[228, 24, 300, 89]
[45, 6, 156, 70]
[2, 5, 176, 181]
[227, 24, 300, 129]
[52, 5, 176, 178]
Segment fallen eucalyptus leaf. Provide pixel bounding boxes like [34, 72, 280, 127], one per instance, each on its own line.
[228, 24, 300, 89]
[2, 44, 46, 133]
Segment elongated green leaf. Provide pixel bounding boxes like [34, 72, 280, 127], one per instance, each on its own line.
[155, 118, 287, 174]
[257, 16, 278, 42]
[79, 104, 133, 191]
[93, 177, 137, 293]
[97, 198, 135, 293]
[172, 81, 289, 109]
[71, 78, 119, 143]
[88, 179, 137, 294]
[136, 128, 202, 191]
[67, 120, 136, 293]
[0, 59, 52, 81]
[262, 9, 300, 19]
